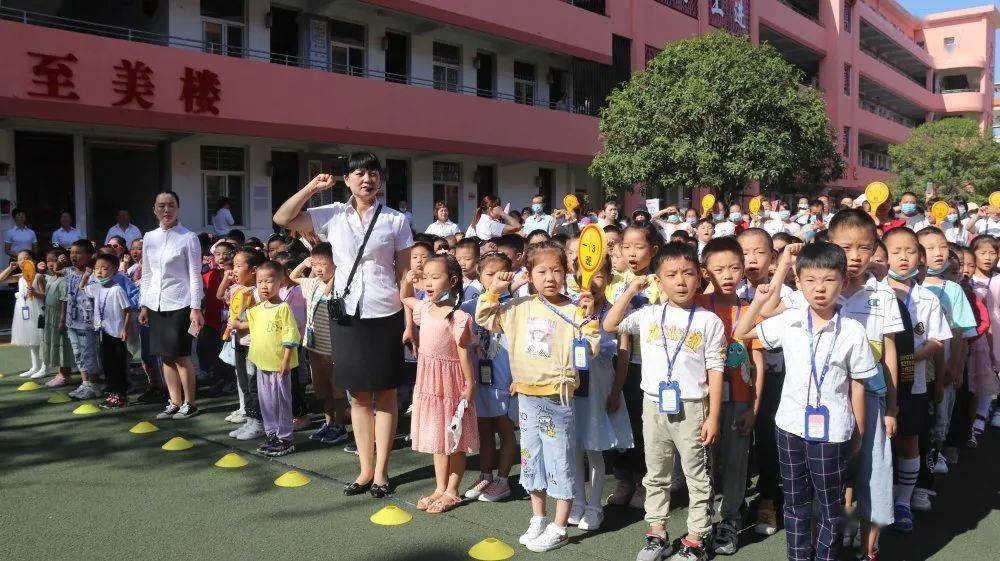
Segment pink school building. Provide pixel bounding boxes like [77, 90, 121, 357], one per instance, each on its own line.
[0, 0, 996, 243]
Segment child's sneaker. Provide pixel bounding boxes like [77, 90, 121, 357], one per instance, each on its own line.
[892, 504, 914, 532]
[607, 481, 635, 506]
[344, 442, 359, 454]
[257, 434, 280, 454]
[931, 454, 949, 474]
[518, 516, 548, 545]
[265, 439, 295, 457]
[225, 409, 245, 423]
[30, 366, 50, 379]
[99, 393, 126, 410]
[628, 483, 647, 510]
[568, 502, 585, 526]
[236, 418, 264, 440]
[321, 423, 349, 445]
[464, 475, 493, 499]
[171, 403, 198, 420]
[78, 382, 103, 400]
[525, 523, 568, 553]
[712, 519, 739, 555]
[578, 506, 604, 531]
[754, 499, 779, 536]
[45, 373, 71, 388]
[68, 383, 87, 399]
[636, 533, 671, 561]
[156, 402, 180, 419]
[479, 478, 511, 502]
[911, 488, 932, 512]
[673, 537, 708, 561]
[965, 433, 978, 448]
[991, 410, 1000, 428]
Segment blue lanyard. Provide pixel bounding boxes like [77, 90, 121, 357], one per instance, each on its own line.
[659, 305, 696, 382]
[901, 280, 916, 310]
[806, 310, 841, 407]
[710, 293, 742, 338]
[538, 295, 586, 335]
[97, 287, 111, 327]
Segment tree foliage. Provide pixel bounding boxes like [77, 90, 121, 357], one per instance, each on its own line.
[590, 31, 842, 201]
[888, 117, 1000, 203]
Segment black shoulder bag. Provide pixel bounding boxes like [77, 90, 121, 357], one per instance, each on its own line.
[328, 204, 383, 322]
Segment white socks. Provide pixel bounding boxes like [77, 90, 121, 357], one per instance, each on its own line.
[894, 456, 920, 507]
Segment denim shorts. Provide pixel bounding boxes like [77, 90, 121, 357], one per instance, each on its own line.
[67, 328, 100, 374]
[517, 394, 576, 500]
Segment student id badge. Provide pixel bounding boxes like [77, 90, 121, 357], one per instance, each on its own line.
[304, 326, 315, 349]
[658, 380, 681, 414]
[803, 405, 830, 442]
[572, 337, 590, 371]
[574, 369, 590, 397]
[21, 305, 30, 321]
[477, 359, 493, 386]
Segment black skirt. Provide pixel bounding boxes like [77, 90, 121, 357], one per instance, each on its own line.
[329, 310, 404, 392]
[148, 307, 194, 358]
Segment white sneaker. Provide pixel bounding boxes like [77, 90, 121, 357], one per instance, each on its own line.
[628, 484, 647, 510]
[79, 382, 104, 400]
[578, 506, 604, 531]
[932, 454, 949, 475]
[519, 516, 548, 545]
[991, 410, 1000, 429]
[911, 488, 932, 512]
[236, 418, 264, 441]
[464, 476, 492, 499]
[20, 367, 37, 377]
[30, 365, 49, 379]
[567, 503, 585, 526]
[156, 402, 181, 420]
[607, 481, 635, 506]
[479, 479, 512, 502]
[68, 384, 87, 398]
[225, 409, 246, 424]
[526, 523, 568, 553]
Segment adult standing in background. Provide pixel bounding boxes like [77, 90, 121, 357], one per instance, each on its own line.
[470, 195, 521, 240]
[51, 211, 84, 249]
[424, 202, 460, 238]
[522, 194, 555, 235]
[139, 191, 205, 421]
[273, 151, 414, 499]
[4, 208, 38, 261]
[212, 197, 237, 237]
[106, 210, 143, 248]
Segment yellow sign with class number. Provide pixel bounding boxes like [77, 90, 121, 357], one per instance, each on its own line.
[865, 181, 890, 214]
[577, 224, 606, 293]
[563, 194, 580, 213]
[989, 191, 1000, 208]
[701, 194, 716, 217]
[748, 196, 762, 217]
[930, 201, 950, 226]
[20, 260, 35, 284]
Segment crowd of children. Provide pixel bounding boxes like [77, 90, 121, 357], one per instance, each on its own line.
[6, 192, 1000, 561]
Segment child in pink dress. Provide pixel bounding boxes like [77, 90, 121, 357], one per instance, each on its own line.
[401, 253, 478, 514]
[967, 235, 1000, 444]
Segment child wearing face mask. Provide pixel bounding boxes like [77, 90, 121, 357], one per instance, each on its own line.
[81, 254, 132, 409]
[712, 204, 744, 238]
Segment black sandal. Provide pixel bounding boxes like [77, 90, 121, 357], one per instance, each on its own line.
[344, 481, 373, 496]
[369, 482, 392, 498]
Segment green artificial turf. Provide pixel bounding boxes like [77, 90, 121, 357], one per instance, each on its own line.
[0, 346, 996, 561]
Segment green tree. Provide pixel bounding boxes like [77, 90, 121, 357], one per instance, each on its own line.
[590, 31, 842, 201]
[888, 117, 1000, 203]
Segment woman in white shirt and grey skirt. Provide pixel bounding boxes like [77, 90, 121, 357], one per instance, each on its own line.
[274, 152, 414, 499]
[139, 191, 205, 420]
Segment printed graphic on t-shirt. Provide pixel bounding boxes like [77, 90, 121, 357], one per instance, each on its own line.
[644, 322, 704, 352]
[524, 316, 555, 358]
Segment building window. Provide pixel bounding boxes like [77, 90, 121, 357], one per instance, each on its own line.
[433, 42, 461, 93]
[843, 63, 851, 96]
[201, 0, 244, 57]
[202, 145, 245, 226]
[514, 61, 536, 105]
[330, 20, 365, 76]
[944, 37, 956, 53]
[842, 127, 851, 157]
[844, 3, 852, 33]
[433, 162, 461, 223]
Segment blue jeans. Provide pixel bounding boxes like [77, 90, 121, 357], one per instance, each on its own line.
[517, 394, 576, 500]
[67, 328, 100, 375]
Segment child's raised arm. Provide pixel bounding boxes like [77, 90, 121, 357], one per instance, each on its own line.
[475, 271, 514, 333]
[216, 270, 234, 301]
[289, 257, 311, 284]
[0, 262, 18, 284]
[79, 268, 92, 290]
[399, 270, 421, 310]
[603, 275, 649, 333]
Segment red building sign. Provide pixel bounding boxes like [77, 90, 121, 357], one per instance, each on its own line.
[708, 0, 751, 36]
[27, 51, 80, 100]
[112, 60, 155, 109]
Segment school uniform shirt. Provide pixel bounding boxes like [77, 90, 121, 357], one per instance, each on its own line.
[923, 280, 978, 342]
[887, 281, 951, 394]
[522, 213, 554, 235]
[739, 282, 792, 374]
[608, 270, 663, 365]
[784, 274, 904, 395]
[139, 223, 204, 312]
[424, 220, 460, 238]
[713, 221, 737, 238]
[307, 200, 413, 319]
[940, 221, 968, 246]
[757, 307, 877, 443]
[51, 227, 84, 248]
[616, 303, 726, 401]
[972, 216, 1000, 236]
[246, 301, 301, 371]
[474, 215, 507, 240]
[4, 226, 37, 253]
[105, 223, 143, 248]
[62, 267, 95, 330]
[84, 282, 130, 338]
[211, 207, 236, 236]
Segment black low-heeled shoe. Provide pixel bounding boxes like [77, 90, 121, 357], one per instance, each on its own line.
[369, 483, 392, 498]
[344, 481, 373, 496]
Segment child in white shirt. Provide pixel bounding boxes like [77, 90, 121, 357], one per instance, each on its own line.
[81, 254, 132, 409]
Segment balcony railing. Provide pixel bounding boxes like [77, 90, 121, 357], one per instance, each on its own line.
[859, 1, 926, 52]
[859, 98, 917, 128]
[859, 149, 892, 171]
[941, 87, 981, 94]
[562, 0, 606, 15]
[0, 6, 598, 116]
[859, 43, 927, 88]
[778, 0, 822, 25]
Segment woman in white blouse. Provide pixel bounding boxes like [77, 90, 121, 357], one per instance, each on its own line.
[51, 211, 84, 249]
[4, 208, 38, 261]
[211, 197, 236, 237]
[273, 152, 414, 499]
[424, 202, 460, 238]
[469, 195, 520, 240]
[139, 191, 205, 421]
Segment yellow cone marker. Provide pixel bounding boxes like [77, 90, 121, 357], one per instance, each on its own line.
[161, 436, 194, 451]
[17, 381, 42, 391]
[0, 372, 6, 379]
[468, 537, 515, 561]
[369, 504, 412, 526]
[72, 403, 101, 415]
[129, 421, 159, 434]
[47, 392, 71, 404]
[274, 470, 310, 488]
[215, 452, 249, 469]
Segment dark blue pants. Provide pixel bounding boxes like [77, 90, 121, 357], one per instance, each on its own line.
[776, 428, 848, 561]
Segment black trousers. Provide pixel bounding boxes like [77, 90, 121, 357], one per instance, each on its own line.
[234, 343, 261, 420]
[613, 362, 646, 482]
[100, 332, 129, 396]
[754, 368, 785, 503]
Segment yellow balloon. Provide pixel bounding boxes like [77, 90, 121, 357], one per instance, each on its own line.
[748, 196, 762, 217]
[931, 201, 950, 225]
[865, 181, 889, 214]
[577, 224, 606, 293]
[701, 194, 716, 217]
[989, 191, 1000, 208]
